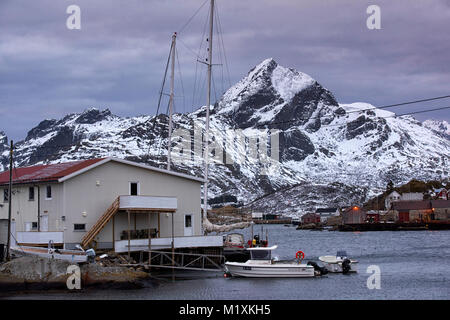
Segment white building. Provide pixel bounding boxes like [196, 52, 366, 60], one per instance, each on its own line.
[385, 191, 423, 209]
[0, 158, 223, 252]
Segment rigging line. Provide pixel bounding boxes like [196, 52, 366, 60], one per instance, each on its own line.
[145, 40, 174, 158]
[191, 9, 210, 112]
[175, 47, 186, 114]
[178, 0, 209, 34]
[213, 6, 222, 95]
[215, 1, 232, 89]
[177, 37, 201, 60]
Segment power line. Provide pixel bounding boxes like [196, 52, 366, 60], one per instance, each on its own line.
[250, 96, 450, 128]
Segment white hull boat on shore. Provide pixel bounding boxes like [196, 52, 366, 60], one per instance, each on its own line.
[224, 245, 316, 278]
[318, 251, 358, 274]
[11, 244, 91, 263]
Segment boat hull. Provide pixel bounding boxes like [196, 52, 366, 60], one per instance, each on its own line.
[318, 256, 358, 273]
[225, 262, 315, 278]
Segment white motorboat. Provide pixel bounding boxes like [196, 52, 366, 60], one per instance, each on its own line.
[224, 245, 316, 278]
[318, 251, 358, 274]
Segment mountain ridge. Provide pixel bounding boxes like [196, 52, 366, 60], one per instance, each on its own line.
[1, 58, 449, 215]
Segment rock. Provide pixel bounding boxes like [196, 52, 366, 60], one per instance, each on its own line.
[0, 255, 150, 292]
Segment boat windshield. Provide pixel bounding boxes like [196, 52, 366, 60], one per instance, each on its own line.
[250, 250, 271, 260]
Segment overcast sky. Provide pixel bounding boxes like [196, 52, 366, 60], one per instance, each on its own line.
[1, 0, 449, 141]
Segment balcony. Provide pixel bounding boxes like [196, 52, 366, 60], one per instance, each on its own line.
[119, 195, 177, 211]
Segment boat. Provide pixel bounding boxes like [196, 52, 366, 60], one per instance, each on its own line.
[11, 244, 90, 263]
[318, 250, 358, 274]
[224, 245, 317, 278]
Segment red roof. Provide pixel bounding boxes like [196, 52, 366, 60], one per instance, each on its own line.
[0, 158, 105, 186]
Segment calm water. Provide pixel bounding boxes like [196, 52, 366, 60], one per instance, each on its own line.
[3, 225, 450, 300]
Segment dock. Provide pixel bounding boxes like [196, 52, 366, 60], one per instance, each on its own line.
[338, 221, 450, 231]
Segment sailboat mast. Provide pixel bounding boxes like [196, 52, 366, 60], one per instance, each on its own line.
[167, 32, 177, 171]
[203, 0, 214, 229]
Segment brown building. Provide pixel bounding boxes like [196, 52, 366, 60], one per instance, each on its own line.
[301, 213, 320, 224]
[342, 206, 366, 224]
[391, 200, 432, 223]
[431, 200, 450, 220]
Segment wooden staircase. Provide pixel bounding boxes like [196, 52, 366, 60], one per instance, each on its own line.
[81, 196, 120, 249]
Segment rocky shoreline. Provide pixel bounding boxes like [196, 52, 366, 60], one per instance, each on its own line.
[0, 255, 151, 292]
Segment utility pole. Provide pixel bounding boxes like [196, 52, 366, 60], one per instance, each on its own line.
[6, 140, 13, 261]
[167, 32, 177, 171]
[203, 0, 214, 233]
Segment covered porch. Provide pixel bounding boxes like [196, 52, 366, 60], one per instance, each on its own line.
[81, 195, 177, 250]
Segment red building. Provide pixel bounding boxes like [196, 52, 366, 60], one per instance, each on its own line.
[301, 213, 320, 224]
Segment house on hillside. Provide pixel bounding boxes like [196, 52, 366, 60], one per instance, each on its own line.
[385, 191, 401, 209]
[315, 207, 339, 222]
[385, 191, 424, 209]
[433, 188, 448, 200]
[0, 158, 223, 252]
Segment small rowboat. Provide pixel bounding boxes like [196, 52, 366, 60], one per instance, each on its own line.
[318, 251, 358, 274]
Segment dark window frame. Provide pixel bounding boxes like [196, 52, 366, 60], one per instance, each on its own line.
[3, 188, 8, 203]
[46, 185, 52, 199]
[28, 186, 35, 201]
[74, 224, 86, 231]
[130, 182, 139, 196]
[185, 214, 192, 228]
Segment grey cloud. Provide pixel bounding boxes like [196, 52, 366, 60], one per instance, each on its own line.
[0, 0, 449, 140]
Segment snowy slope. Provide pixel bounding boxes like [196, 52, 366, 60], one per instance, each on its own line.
[1, 59, 449, 216]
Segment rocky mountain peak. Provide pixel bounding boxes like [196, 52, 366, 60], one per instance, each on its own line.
[75, 108, 113, 124]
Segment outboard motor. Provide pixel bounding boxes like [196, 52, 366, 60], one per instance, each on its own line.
[307, 261, 328, 276]
[342, 259, 351, 274]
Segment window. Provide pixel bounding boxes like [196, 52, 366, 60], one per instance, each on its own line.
[185, 215, 192, 228]
[31, 222, 38, 231]
[3, 188, 8, 202]
[46, 185, 52, 199]
[29, 187, 35, 201]
[130, 182, 139, 196]
[74, 224, 86, 231]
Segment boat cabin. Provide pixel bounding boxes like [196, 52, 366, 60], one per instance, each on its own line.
[248, 245, 277, 261]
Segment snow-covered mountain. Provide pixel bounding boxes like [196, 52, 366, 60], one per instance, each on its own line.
[423, 119, 450, 138]
[1, 58, 449, 215]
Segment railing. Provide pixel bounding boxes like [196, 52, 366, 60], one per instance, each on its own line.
[119, 195, 177, 210]
[121, 250, 225, 272]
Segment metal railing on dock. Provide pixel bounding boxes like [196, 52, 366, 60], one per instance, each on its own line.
[120, 250, 225, 272]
